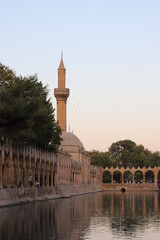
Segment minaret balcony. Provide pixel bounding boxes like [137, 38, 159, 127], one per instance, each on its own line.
[54, 88, 70, 100]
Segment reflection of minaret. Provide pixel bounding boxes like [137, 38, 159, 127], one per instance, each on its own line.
[54, 53, 70, 131]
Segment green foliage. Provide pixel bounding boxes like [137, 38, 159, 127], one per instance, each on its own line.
[89, 140, 160, 169]
[109, 140, 152, 168]
[0, 63, 61, 152]
[0, 63, 15, 87]
[89, 150, 111, 168]
[103, 171, 111, 183]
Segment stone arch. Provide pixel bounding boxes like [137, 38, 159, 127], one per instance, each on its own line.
[134, 170, 143, 184]
[113, 170, 122, 183]
[103, 171, 111, 183]
[157, 170, 160, 185]
[145, 170, 154, 183]
[124, 170, 133, 183]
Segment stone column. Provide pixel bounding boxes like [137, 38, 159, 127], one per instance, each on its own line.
[0, 151, 2, 188]
[26, 167, 29, 187]
[16, 164, 20, 187]
[50, 169, 53, 187]
[111, 173, 113, 183]
[42, 170, 45, 187]
[46, 169, 49, 187]
[21, 166, 25, 188]
[143, 173, 145, 184]
[122, 173, 124, 183]
[32, 167, 35, 189]
[7, 154, 11, 188]
[132, 173, 134, 184]
[38, 168, 40, 185]
[154, 172, 158, 186]
[0, 164, 2, 188]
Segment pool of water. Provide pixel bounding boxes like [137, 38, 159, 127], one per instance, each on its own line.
[0, 191, 160, 239]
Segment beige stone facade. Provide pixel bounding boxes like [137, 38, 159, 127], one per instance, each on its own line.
[0, 141, 102, 201]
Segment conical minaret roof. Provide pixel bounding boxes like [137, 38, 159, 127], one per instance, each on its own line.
[58, 51, 65, 69]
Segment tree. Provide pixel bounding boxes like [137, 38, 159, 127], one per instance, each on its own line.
[108, 140, 151, 168]
[90, 140, 160, 169]
[0, 63, 61, 152]
[89, 150, 111, 168]
[108, 140, 136, 167]
[0, 63, 15, 87]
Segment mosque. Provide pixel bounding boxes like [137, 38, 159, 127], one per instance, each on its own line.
[0, 55, 102, 203]
[54, 54, 102, 189]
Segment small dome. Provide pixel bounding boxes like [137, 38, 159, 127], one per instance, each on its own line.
[61, 132, 84, 150]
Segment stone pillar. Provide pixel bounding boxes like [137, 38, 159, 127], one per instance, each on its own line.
[0, 151, 2, 188]
[16, 164, 20, 187]
[154, 172, 158, 186]
[26, 167, 29, 187]
[0, 149, 3, 188]
[0, 164, 2, 189]
[132, 173, 134, 184]
[38, 168, 40, 185]
[122, 173, 124, 183]
[32, 167, 35, 189]
[42, 171, 45, 187]
[46, 170, 49, 187]
[21, 166, 24, 187]
[50, 169, 53, 187]
[21, 166, 25, 188]
[54, 170, 57, 186]
[7, 154, 11, 188]
[111, 173, 113, 183]
[143, 173, 145, 184]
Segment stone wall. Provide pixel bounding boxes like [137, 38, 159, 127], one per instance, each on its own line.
[0, 141, 102, 206]
[103, 183, 156, 191]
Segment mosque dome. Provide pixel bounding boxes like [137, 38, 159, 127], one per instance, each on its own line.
[61, 132, 84, 149]
[60, 132, 85, 160]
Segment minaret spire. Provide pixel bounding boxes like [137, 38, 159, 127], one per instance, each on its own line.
[54, 53, 70, 131]
[58, 51, 65, 69]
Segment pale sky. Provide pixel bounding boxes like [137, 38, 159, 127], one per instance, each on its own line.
[1, 1, 160, 152]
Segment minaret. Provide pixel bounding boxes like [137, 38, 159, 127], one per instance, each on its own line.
[54, 53, 70, 131]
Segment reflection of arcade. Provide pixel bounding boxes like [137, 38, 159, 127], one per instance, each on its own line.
[0, 193, 102, 240]
[105, 191, 159, 233]
[0, 192, 159, 239]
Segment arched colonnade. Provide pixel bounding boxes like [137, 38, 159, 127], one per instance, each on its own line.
[0, 142, 84, 189]
[103, 167, 160, 185]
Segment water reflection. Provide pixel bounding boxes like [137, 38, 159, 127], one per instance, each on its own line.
[0, 192, 160, 240]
